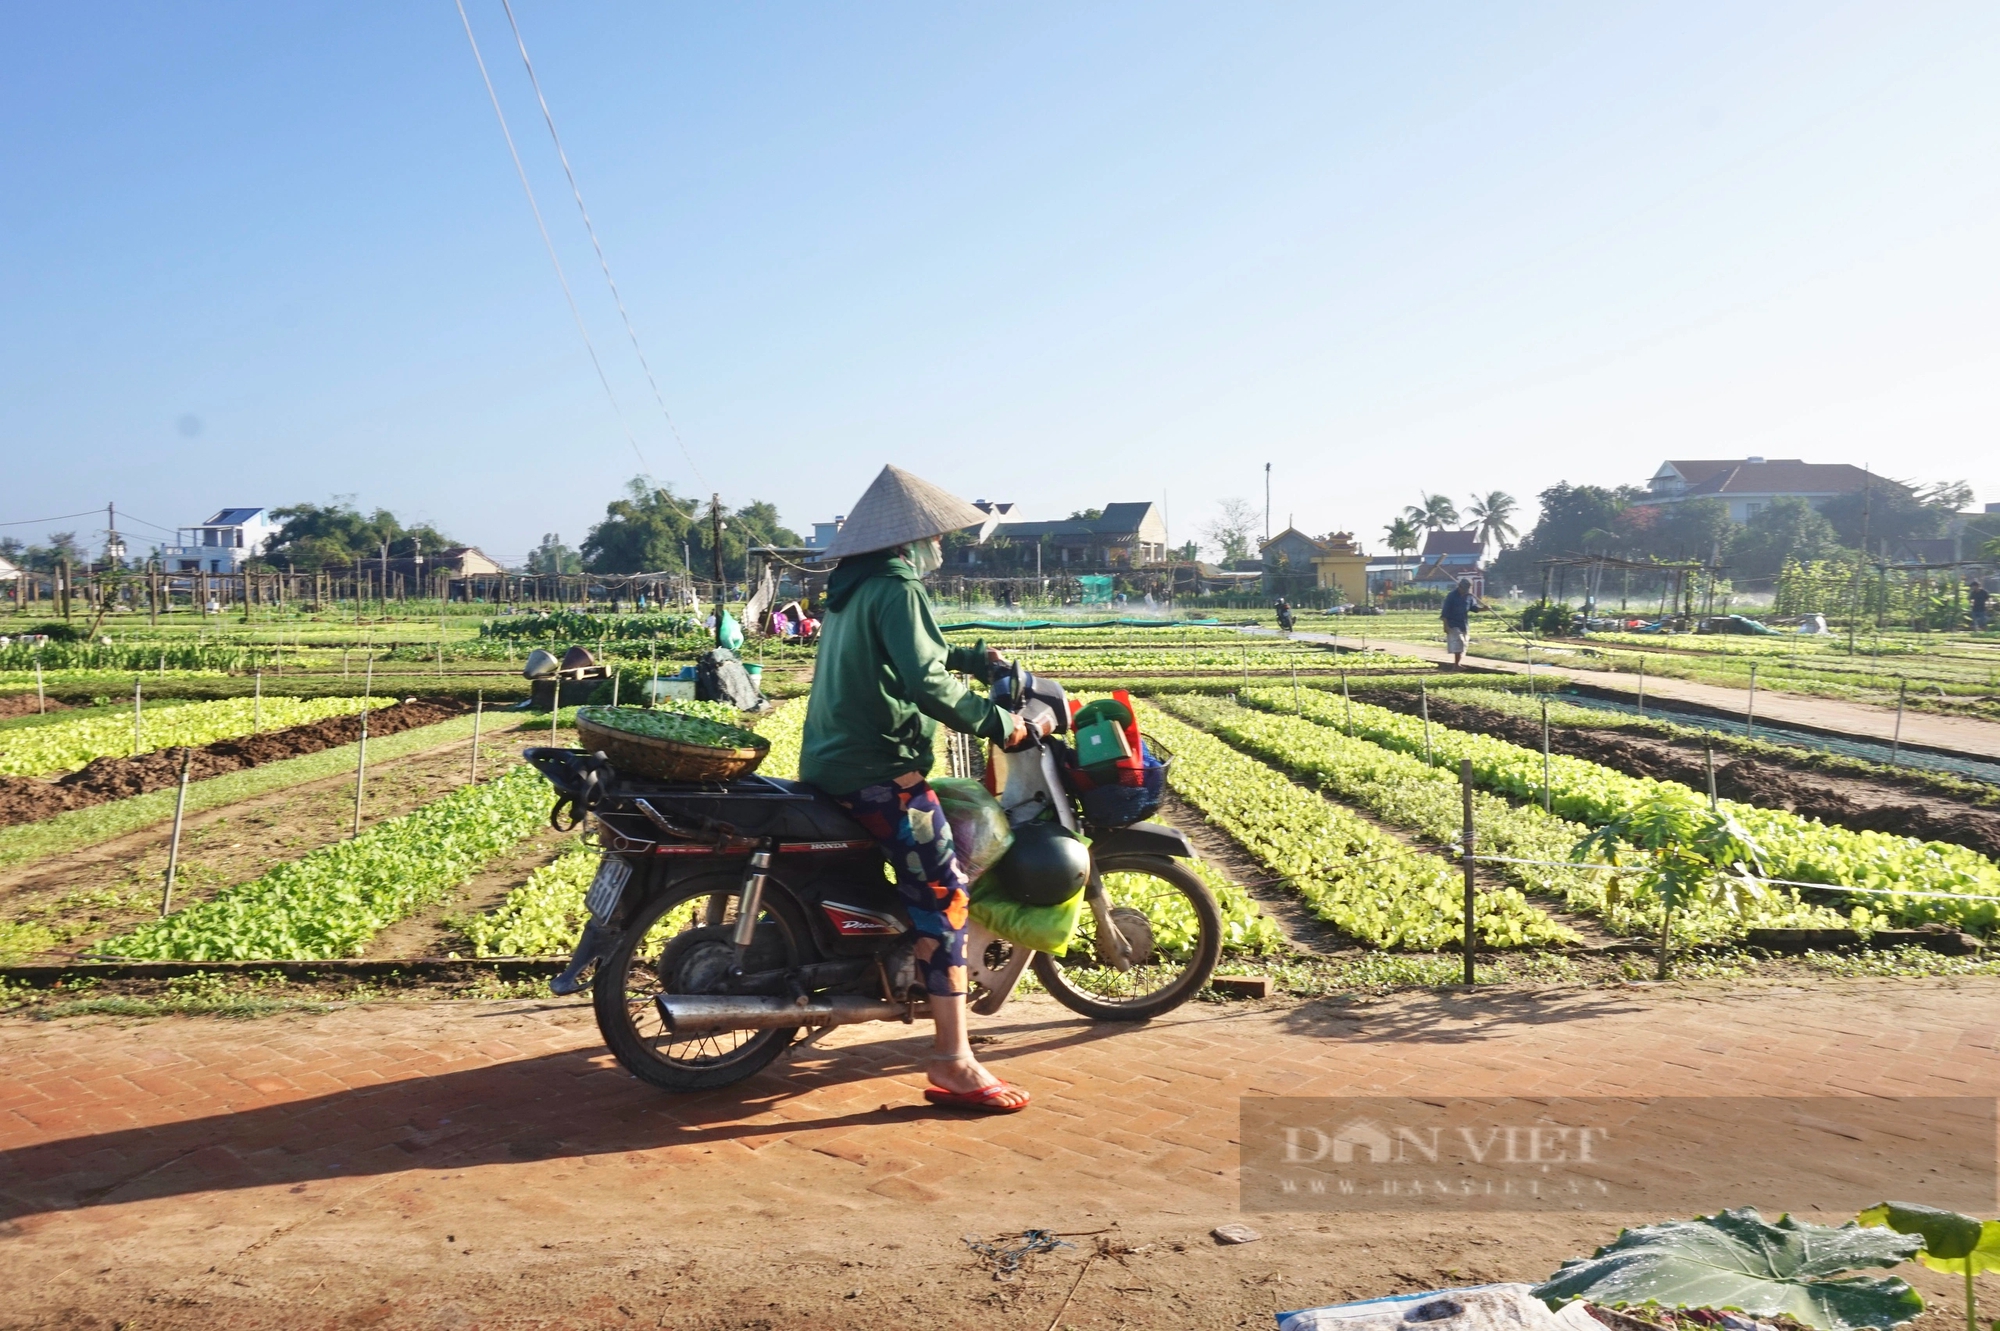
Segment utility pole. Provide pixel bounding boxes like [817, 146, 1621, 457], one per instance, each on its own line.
[1264, 463, 1271, 544]
[710, 494, 727, 647]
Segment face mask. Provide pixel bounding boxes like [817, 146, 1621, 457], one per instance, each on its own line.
[907, 538, 942, 576]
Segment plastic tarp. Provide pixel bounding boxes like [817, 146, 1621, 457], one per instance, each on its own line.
[1278, 1284, 1589, 1331]
[939, 617, 1224, 631]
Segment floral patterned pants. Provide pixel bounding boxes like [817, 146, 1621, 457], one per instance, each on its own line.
[832, 777, 969, 997]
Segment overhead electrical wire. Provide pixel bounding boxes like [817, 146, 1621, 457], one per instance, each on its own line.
[497, 0, 708, 492]
[452, 0, 662, 495]
[0, 509, 110, 529]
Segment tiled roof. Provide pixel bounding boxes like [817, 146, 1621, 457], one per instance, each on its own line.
[1419, 529, 1481, 556]
[1662, 461, 1880, 497]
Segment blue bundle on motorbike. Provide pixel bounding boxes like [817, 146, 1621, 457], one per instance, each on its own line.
[1064, 693, 1169, 828]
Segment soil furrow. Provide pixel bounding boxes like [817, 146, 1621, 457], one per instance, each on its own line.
[0, 698, 470, 829]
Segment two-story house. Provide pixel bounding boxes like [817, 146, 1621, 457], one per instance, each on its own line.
[160, 508, 280, 574]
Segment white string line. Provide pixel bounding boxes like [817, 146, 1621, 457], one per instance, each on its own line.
[497, 0, 708, 493]
[1466, 854, 2000, 904]
[452, 0, 653, 482]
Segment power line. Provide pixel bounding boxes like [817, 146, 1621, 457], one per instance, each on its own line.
[0, 509, 106, 529]
[497, 0, 708, 493]
[452, 0, 657, 487]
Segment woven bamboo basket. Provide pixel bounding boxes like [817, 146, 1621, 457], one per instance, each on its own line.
[575, 714, 769, 782]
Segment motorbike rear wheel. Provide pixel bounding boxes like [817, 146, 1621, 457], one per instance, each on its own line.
[592, 873, 809, 1092]
[1030, 852, 1221, 1021]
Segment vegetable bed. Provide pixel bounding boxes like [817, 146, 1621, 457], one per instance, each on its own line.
[1245, 685, 2000, 932]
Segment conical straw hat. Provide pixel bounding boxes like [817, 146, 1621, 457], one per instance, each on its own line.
[819, 464, 990, 560]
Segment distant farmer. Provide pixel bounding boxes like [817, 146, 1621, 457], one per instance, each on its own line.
[1441, 578, 1477, 667]
[1973, 579, 1991, 632]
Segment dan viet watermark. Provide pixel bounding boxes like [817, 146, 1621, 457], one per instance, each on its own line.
[1239, 1097, 1995, 1212]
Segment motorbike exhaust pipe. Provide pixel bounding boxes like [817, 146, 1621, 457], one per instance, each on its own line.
[656, 994, 925, 1035]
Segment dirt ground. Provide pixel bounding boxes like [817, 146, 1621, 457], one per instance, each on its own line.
[3, 980, 1995, 1330]
[0, 699, 470, 829]
[0, 695, 69, 721]
[1372, 691, 2000, 859]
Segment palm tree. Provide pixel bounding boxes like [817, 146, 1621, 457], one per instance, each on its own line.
[1404, 493, 1460, 531]
[1465, 491, 1519, 557]
[1384, 516, 1420, 577]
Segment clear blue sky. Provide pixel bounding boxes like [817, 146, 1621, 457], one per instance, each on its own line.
[5, 2, 1998, 563]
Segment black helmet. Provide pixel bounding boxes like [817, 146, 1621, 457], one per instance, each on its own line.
[992, 822, 1090, 906]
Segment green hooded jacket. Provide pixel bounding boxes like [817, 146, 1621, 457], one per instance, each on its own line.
[799, 551, 1009, 795]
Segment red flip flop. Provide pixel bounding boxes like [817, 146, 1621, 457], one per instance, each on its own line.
[924, 1080, 1031, 1113]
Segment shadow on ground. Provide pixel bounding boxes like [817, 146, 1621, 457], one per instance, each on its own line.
[1283, 987, 1649, 1043]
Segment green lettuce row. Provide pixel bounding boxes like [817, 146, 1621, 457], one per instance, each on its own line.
[0, 694, 394, 778]
[459, 841, 597, 958]
[1160, 694, 1858, 944]
[1135, 702, 1575, 950]
[105, 764, 553, 960]
[1242, 685, 2000, 932]
[750, 698, 807, 779]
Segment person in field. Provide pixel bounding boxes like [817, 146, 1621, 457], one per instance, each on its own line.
[1442, 577, 1477, 667]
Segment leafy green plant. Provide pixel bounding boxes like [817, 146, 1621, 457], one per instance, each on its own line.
[1135, 702, 1575, 950]
[1534, 1208, 1924, 1331]
[104, 764, 553, 960]
[1574, 793, 1766, 979]
[1856, 1202, 2000, 1331]
[575, 703, 765, 749]
[0, 694, 390, 777]
[1163, 693, 1851, 945]
[1249, 686, 1980, 933]
[460, 841, 597, 957]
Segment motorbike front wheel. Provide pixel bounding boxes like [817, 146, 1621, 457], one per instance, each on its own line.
[592, 873, 808, 1092]
[1030, 852, 1221, 1021]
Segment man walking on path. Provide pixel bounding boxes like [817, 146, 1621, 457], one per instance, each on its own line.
[1442, 577, 1476, 667]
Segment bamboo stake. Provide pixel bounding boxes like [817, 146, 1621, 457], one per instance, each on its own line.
[253, 670, 262, 732]
[133, 680, 142, 756]
[1421, 680, 1432, 767]
[1341, 670, 1352, 735]
[1745, 663, 1758, 738]
[1461, 759, 1477, 985]
[352, 706, 369, 839]
[1892, 678, 1906, 764]
[159, 747, 193, 916]
[35, 659, 44, 713]
[1541, 695, 1552, 813]
[471, 690, 483, 782]
[1636, 656, 1645, 716]
[1704, 741, 1717, 810]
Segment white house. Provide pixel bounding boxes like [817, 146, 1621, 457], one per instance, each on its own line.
[160, 508, 280, 574]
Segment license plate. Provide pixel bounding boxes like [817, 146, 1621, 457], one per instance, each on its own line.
[584, 856, 633, 923]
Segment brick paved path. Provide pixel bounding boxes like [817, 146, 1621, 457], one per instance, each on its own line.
[3, 981, 1997, 1329]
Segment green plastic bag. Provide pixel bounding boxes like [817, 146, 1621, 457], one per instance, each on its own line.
[969, 874, 1085, 953]
[718, 610, 745, 651]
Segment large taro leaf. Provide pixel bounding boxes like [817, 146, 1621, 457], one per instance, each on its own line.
[1533, 1208, 1924, 1331]
[1855, 1202, 2000, 1276]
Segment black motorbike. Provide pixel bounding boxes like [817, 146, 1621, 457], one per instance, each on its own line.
[525, 664, 1222, 1092]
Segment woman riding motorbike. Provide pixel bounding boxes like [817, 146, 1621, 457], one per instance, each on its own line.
[799, 465, 1043, 1113]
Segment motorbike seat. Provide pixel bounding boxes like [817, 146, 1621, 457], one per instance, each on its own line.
[631, 776, 870, 842]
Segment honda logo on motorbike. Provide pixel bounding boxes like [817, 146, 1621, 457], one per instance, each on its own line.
[821, 902, 902, 936]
